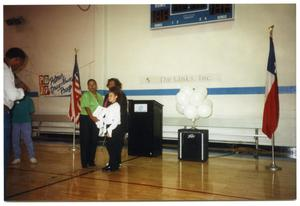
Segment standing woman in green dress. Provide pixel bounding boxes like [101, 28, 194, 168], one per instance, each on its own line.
[80, 79, 103, 168]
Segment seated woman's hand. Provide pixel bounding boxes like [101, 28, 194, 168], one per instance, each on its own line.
[90, 116, 99, 123]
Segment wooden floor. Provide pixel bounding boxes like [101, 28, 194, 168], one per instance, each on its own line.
[6, 142, 296, 201]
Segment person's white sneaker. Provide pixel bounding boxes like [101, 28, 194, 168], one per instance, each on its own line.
[30, 157, 38, 164]
[11, 158, 21, 164]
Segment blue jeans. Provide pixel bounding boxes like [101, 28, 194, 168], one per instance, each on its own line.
[12, 122, 35, 159]
[4, 110, 11, 198]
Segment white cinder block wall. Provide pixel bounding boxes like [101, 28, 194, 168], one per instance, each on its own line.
[4, 4, 296, 147]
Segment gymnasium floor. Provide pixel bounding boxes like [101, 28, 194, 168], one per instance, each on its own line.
[6, 142, 296, 201]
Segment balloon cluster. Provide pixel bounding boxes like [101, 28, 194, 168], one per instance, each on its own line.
[176, 87, 213, 121]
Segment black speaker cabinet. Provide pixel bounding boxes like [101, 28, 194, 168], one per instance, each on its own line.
[128, 100, 163, 157]
[178, 129, 209, 162]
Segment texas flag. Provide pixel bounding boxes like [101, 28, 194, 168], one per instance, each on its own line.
[262, 36, 279, 139]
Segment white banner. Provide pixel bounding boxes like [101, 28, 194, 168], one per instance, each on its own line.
[39, 73, 72, 96]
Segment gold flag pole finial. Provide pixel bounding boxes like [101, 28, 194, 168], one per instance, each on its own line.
[268, 25, 274, 37]
[74, 48, 79, 55]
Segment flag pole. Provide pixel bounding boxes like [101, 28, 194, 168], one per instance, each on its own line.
[266, 134, 281, 171]
[72, 123, 76, 151]
[264, 25, 281, 172]
[268, 25, 274, 37]
[70, 48, 79, 152]
[74, 48, 79, 55]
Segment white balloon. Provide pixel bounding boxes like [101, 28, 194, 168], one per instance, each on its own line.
[184, 105, 198, 120]
[176, 91, 189, 106]
[198, 104, 212, 118]
[202, 98, 213, 107]
[176, 103, 185, 114]
[180, 86, 194, 97]
[197, 86, 208, 96]
[189, 92, 206, 106]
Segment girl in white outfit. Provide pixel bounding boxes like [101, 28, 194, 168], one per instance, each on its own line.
[93, 88, 122, 171]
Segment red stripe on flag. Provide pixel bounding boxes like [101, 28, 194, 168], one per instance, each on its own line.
[262, 79, 279, 138]
[68, 55, 82, 124]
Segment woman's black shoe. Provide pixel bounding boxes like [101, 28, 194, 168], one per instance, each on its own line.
[109, 167, 119, 172]
[102, 165, 111, 171]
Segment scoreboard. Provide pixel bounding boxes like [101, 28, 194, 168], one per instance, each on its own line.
[151, 4, 234, 29]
